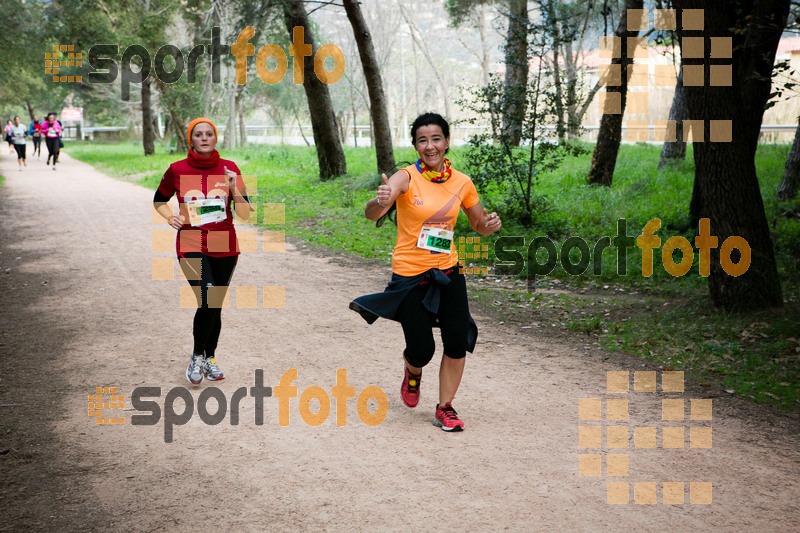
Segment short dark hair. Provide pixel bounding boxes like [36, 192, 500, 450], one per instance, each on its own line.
[410, 112, 450, 145]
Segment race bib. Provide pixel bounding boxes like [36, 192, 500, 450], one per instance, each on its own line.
[417, 226, 454, 254]
[185, 198, 226, 227]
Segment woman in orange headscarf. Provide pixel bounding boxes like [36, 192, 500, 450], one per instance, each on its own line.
[153, 118, 253, 384]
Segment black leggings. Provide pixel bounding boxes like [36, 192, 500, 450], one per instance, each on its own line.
[13, 144, 26, 160]
[395, 268, 471, 368]
[45, 137, 60, 164]
[178, 252, 238, 358]
[32, 136, 41, 155]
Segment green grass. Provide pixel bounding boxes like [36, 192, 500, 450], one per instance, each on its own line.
[66, 140, 800, 411]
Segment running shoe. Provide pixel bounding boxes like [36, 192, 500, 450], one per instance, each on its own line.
[186, 353, 204, 384]
[434, 403, 465, 432]
[203, 357, 225, 381]
[401, 366, 421, 407]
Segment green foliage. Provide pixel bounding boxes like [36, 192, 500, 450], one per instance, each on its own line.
[444, 0, 494, 27]
[458, 64, 585, 227]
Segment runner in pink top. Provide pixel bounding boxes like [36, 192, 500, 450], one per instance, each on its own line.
[41, 113, 62, 170]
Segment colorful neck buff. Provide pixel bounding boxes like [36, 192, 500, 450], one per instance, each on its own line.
[416, 158, 452, 183]
[187, 149, 220, 169]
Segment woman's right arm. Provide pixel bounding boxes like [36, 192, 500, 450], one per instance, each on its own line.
[365, 170, 410, 221]
[153, 167, 183, 229]
[153, 190, 183, 229]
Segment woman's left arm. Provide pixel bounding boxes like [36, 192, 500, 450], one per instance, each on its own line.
[465, 202, 502, 236]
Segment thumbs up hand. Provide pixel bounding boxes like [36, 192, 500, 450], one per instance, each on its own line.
[376, 173, 392, 208]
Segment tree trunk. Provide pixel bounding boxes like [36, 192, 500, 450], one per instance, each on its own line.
[552, 42, 566, 142]
[25, 101, 35, 121]
[676, 0, 786, 311]
[398, 3, 452, 120]
[587, 0, 643, 186]
[283, 0, 346, 180]
[225, 66, 237, 150]
[565, 41, 581, 139]
[777, 118, 800, 200]
[658, 68, 686, 168]
[343, 0, 395, 174]
[503, 0, 529, 146]
[237, 87, 247, 147]
[155, 78, 190, 153]
[142, 76, 155, 156]
[544, 1, 566, 143]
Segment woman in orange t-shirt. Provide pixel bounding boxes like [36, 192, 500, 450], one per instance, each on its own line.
[351, 113, 502, 432]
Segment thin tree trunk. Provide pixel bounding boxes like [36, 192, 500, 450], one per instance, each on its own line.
[659, 68, 686, 168]
[25, 101, 35, 121]
[677, 0, 786, 311]
[284, 0, 346, 179]
[565, 41, 580, 139]
[142, 77, 155, 156]
[225, 67, 237, 150]
[587, 0, 643, 186]
[552, 41, 565, 142]
[237, 88, 247, 147]
[343, 0, 396, 174]
[503, 0, 529, 146]
[399, 3, 452, 120]
[777, 118, 800, 200]
[545, 2, 566, 143]
[155, 78, 189, 153]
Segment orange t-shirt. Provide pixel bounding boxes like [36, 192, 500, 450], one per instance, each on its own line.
[392, 163, 480, 276]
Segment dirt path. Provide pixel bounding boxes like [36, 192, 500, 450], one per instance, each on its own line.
[0, 148, 798, 532]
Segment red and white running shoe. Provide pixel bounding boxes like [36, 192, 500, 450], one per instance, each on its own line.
[400, 366, 421, 407]
[434, 403, 464, 432]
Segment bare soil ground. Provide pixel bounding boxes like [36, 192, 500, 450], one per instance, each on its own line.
[0, 148, 798, 532]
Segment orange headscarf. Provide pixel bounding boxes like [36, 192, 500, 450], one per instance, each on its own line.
[186, 117, 218, 148]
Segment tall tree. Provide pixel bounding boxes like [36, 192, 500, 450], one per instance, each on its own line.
[398, 1, 452, 120]
[503, 0, 530, 146]
[676, 0, 787, 311]
[658, 68, 686, 168]
[445, 0, 529, 145]
[587, 0, 643, 186]
[141, 76, 156, 155]
[777, 117, 800, 200]
[342, 0, 395, 174]
[282, 0, 346, 180]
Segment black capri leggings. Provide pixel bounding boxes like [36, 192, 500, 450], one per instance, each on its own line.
[13, 144, 26, 160]
[179, 252, 238, 359]
[395, 268, 471, 368]
[45, 137, 60, 164]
